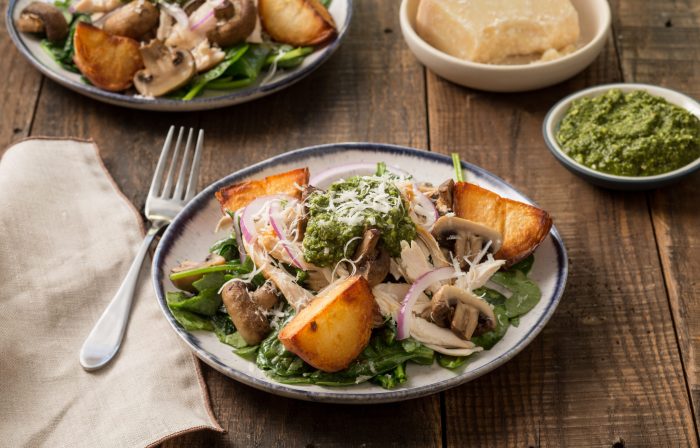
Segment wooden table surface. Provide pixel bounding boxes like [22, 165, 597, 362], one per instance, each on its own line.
[2, 0, 699, 446]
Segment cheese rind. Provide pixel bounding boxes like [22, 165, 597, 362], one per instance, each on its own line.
[415, 0, 580, 64]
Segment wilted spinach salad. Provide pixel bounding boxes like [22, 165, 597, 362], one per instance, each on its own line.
[16, 0, 336, 99]
[167, 158, 552, 389]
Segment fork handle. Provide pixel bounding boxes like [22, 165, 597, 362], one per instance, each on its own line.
[79, 224, 163, 371]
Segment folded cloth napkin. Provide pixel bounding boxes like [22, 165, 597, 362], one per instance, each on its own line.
[0, 139, 222, 447]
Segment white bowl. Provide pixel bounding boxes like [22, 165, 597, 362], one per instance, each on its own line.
[543, 83, 700, 190]
[399, 0, 611, 92]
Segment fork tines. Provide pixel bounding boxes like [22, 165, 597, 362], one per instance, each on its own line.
[149, 126, 204, 203]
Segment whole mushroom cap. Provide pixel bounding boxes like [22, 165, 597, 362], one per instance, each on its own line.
[16, 2, 69, 42]
[206, 0, 257, 47]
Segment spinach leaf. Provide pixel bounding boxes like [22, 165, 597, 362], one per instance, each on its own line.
[182, 44, 249, 100]
[255, 318, 435, 389]
[264, 46, 314, 68]
[437, 354, 471, 369]
[318, 0, 331, 7]
[234, 345, 259, 361]
[169, 309, 215, 331]
[226, 44, 271, 80]
[210, 237, 239, 261]
[509, 254, 535, 275]
[211, 312, 250, 348]
[168, 272, 226, 316]
[192, 271, 227, 292]
[166, 292, 216, 331]
[470, 305, 510, 350]
[370, 363, 407, 388]
[169, 288, 221, 316]
[205, 78, 254, 90]
[491, 270, 541, 318]
[473, 286, 507, 306]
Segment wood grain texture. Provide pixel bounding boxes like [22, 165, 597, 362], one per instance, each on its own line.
[612, 0, 700, 431]
[426, 23, 698, 448]
[3, 0, 699, 446]
[0, 0, 43, 149]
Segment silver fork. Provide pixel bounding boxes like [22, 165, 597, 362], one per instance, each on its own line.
[79, 126, 204, 371]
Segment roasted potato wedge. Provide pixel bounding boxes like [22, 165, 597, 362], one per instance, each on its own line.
[73, 22, 143, 91]
[279, 276, 375, 372]
[258, 0, 336, 46]
[215, 167, 309, 213]
[453, 182, 552, 267]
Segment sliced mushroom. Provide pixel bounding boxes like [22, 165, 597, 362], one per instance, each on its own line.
[133, 40, 196, 97]
[221, 281, 270, 345]
[431, 215, 503, 266]
[251, 280, 279, 310]
[429, 285, 496, 340]
[436, 179, 454, 214]
[206, 0, 257, 47]
[353, 229, 391, 286]
[102, 0, 159, 40]
[170, 254, 226, 292]
[451, 303, 479, 340]
[16, 2, 68, 42]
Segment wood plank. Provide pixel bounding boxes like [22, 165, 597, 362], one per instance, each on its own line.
[426, 23, 697, 447]
[612, 0, 700, 431]
[30, 1, 438, 446]
[0, 0, 43, 149]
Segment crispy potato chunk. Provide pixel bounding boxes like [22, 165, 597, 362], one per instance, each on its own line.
[453, 182, 552, 267]
[73, 22, 143, 91]
[279, 276, 375, 372]
[258, 0, 337, 46]
[215, 167, 309, 213]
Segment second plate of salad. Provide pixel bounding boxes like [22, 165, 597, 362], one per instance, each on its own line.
[152, 143, 568, 403]
[7, 0, 351, 110]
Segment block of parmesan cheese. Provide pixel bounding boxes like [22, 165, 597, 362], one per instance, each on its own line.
[415, 0, 580, 64]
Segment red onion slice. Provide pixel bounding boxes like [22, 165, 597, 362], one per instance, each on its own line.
[240, 194, 295, 244]
[396, 267, 458, 340]
[268, 199, 306, 269]
[189, 0, 224, 31]
[309, 163, 409, 188]
[411, 185, 439, 229]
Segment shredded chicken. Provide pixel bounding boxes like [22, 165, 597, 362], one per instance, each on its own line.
[410, 317, 479, 351]
[72, 0, 121, 13]
[244, 239, 313, 311]
[190, 39, 225, 72]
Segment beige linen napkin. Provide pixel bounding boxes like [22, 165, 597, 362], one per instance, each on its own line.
[0, 139, 222, 447]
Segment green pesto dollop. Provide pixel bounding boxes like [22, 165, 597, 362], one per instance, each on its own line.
[302, 175, 417, 267]
[556, 89, 700, 176]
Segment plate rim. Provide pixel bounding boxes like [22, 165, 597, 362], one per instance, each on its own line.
[151, 142, 569, 403]
[5, 0, 352, 111]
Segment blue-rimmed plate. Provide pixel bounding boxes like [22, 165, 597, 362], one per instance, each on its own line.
[6, 0, 351, 111]
[152, 143, 568, 403]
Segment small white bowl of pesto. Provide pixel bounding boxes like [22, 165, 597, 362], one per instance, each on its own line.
[543, 83, 700, 190]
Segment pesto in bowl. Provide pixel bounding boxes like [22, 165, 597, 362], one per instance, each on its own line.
[556, 89, 700, 177]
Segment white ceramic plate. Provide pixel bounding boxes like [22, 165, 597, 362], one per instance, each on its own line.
[152, 143, 568, 403]
[399, 0, 611, 92]
[6, 0, 351, 111]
